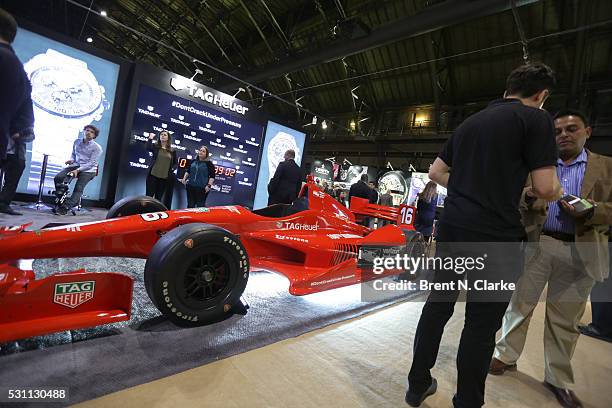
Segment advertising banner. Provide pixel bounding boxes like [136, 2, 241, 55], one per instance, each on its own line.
[115, 83, 264, 208]
[253, 121, 306, 209]
[310, 160, 333, 183]
[12, 28, 120, 199]
[407, 172, 447, 207]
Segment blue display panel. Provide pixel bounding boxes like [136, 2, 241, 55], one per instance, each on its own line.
[12, 28, 120, 199]
[115, 85, 264, 208]
[253, 121, 306, 209]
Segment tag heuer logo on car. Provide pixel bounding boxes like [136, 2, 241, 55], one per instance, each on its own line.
[54, 281, 95, 308]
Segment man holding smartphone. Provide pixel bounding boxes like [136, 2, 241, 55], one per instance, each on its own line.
[491, 110, 612, 408]
[405, 63, 562, 408]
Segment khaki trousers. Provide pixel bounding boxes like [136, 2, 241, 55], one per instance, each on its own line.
[494, 235, 595, 388]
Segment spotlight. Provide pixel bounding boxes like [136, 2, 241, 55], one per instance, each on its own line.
[100, 10, 108, 17]
[86, 37, 93, 43]
[321, 120, 327, 130]
[349, 119, 356, 131]
[311, 116, 318, 125]
[190, 68, 203, 80]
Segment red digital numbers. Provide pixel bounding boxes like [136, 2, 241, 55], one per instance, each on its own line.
[213, 165, 236, 177]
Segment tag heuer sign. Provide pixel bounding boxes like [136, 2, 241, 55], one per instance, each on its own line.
[169, 77, 249, 116]
[54, 281, 95, 308]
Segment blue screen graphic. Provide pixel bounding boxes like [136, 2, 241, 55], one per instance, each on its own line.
[253, 121, 306, 209]
[115, 85, 264, 208]
[12, 28, 120, 200]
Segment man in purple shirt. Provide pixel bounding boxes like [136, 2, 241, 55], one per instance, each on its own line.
[491, 110, 612, 408]
[53, 125, 102, 215]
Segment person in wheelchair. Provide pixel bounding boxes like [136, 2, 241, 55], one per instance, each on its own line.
[53, 125, 102, 215]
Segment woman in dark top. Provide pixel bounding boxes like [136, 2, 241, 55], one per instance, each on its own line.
[181, 145, 216, 208]
[413, 181, 438, 240]
[146, 130, 177, 202]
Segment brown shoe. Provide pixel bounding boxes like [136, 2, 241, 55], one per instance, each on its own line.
[543, 382, 583, 408]
[488, 357, 517, 375]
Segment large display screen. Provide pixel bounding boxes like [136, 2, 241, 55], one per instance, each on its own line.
[407, 172, 447, 207]
[115, 84, 264, 208]
[12, 28, 120, 199]
[253, 121, 306, 209]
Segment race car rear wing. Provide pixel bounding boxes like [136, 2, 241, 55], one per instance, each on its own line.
[349, 197, 416, 228]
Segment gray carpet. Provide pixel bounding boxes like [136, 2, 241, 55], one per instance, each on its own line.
[0, 254, 423, 406]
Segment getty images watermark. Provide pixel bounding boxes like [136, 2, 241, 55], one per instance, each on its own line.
[360, 242, 527, 302]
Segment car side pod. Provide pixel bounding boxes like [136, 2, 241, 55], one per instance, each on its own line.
[0, 265, 133, 343]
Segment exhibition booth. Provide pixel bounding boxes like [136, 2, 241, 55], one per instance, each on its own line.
[0, 21, 431, 406]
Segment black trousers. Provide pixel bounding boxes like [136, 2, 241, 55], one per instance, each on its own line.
[186, 184, 209, 208]
[146, 174, 168, 202]
[0, 154, 25, 205]
[54, 166, 96, 209]
[589, 276, 612, 336]
[408, 223, 522, 408]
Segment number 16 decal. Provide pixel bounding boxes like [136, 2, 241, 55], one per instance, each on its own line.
[398, 205, 415, 226]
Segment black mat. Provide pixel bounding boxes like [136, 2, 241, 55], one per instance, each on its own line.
[0, 257, 423, 406]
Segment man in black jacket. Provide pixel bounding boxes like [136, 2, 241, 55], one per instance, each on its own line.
[0, 8, 30, 162]
[0, 93, 34, 215]
[267, 149, 302, 205]
[348, 174, 371, 204]
[0, 9, 34, 215]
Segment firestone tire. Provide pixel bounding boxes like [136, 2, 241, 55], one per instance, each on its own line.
[106, 196, 168, 219]
[144, 223, 249, 326]
[397, 228, 426, 281]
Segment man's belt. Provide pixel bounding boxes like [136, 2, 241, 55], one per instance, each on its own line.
[542, 230, 575, 242]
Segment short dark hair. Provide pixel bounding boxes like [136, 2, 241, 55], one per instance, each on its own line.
[83, 125, 100, 137]
[360, 174, 368, 182]
[553, 109, 589, 127]
[505, 63, 556, 98]
[0, 8, 17, 43]
[285, 149, 296, 159]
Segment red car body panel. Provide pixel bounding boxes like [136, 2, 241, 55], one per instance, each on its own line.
[0, 181, 416, 342]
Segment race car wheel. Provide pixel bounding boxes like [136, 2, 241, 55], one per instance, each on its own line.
[144, 223, 249, 326]
[397, 228, 426, 281]
[106, 196, 168, 219]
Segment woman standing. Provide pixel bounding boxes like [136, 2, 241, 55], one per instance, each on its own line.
[146, 130, 177, 202]
[413, 181, 438, 240]
[181, 145, 215, 208]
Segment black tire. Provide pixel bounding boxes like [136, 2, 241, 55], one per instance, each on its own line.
[144, 223, 249, 326]
[106, 196, 168, 219]
[397, 228, 426, 281]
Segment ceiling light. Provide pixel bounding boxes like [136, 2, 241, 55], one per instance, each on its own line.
[349, 119, 356, 131]
[86, 37, 93, 43]
[312, 116, 318, 125]
[321, 120, 327, 130]
[100, 10, 108, 17]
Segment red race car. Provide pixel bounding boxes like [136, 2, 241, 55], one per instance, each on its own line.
[0, 180, 423, 343]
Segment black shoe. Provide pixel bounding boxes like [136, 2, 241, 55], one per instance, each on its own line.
[54, 206, 68, 215]
[578, 324, 612, 343]
[405, 378, 437, 407]
[0, 204, 22, 215]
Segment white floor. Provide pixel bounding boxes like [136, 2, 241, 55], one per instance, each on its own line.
[76, 298, 612, 408]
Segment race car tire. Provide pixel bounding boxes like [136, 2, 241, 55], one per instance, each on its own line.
[397, 228, 426, 281]
[144, 223, 249, 326]
[106, 196, 168, 219]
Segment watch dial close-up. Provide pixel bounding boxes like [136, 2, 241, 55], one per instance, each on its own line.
[30, 66, 102, 118]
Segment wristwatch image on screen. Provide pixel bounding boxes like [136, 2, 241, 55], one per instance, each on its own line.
[267, 131, 300, 182]
[378, 171, 409, 205]
[24, 49, 110, 191]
